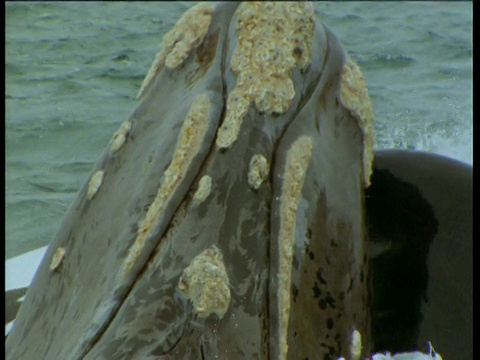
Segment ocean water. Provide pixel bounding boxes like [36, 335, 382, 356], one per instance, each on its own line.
[5, 2, 472, 259]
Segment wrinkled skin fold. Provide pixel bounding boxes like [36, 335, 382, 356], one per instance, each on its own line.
[8, 2, 379, 359]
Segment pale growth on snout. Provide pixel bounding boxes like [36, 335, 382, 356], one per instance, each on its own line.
[339, 58, 375, 187]
[178, 246, 231, 319]
[137, 3, 214, 101]
[110, 121, 132, 153]
[248, 154, 270, 190]
[118, 94, 211, 282]
[49, 247, 66, 273]
[277, 136, 313, 360]
[215, 2, 315, 149]
[87, 170, 105, 200]
[192, 175, 212, 205]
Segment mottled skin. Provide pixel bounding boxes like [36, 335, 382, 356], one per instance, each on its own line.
[6, 3, 373, 359]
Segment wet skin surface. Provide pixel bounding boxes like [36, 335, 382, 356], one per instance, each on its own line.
[8, 3, 471, 360]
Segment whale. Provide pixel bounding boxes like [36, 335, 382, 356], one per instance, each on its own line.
[5, 2, 471, 359]
[366, 150, 472, 359]
[5, 150, 471, 358]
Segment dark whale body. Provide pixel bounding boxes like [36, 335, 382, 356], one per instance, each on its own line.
[367, 149, 472, 359]
[6, 150, 472, 359]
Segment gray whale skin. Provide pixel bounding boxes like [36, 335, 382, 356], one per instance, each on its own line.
[5, 3, 472, 360]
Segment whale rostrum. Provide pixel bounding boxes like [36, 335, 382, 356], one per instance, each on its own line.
[7, 2, 470, 360]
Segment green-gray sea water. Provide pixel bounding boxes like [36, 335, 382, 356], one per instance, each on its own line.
[5, 2, 472, 259]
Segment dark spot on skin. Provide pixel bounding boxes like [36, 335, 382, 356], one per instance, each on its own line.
[330, 238, 338, 248]
[305, 228, 312, 239]
[338, 291, 345, 301]
[324, 292, 337, 309]
[292, 254, 299, 270]
[325, 256, 331, 265]
[316, 268, 327, 285]
[319, 299, 327, 310]
[318, 291, 336, 310]
[304, 243, 315, 260]
[326, 318, 334, 329]
[293, 331, 297, 338]
[312, 282, 321, 298]
[292, 284, 299, 303]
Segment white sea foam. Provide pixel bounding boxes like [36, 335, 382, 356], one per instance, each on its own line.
[337, 342, 442, 360]
[425, 131, 473, 165]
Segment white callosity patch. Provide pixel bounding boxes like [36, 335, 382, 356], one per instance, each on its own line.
[87, 170, 105, 200]
[248, 154, 270, 190]
[110, 120, 132, 153]
[192, 175, 212, 205]
[137, 3, 214, 100]
[350, 329, 362, 360]
[178, 246, 231, 319]
[215, 3, 315, 149]
[215, 88, 251, 149]
[49, 247, 66, 273]
[277, 136, 313, 360]
[339, 58, 375, 187]
[118, 93, 211, 281]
